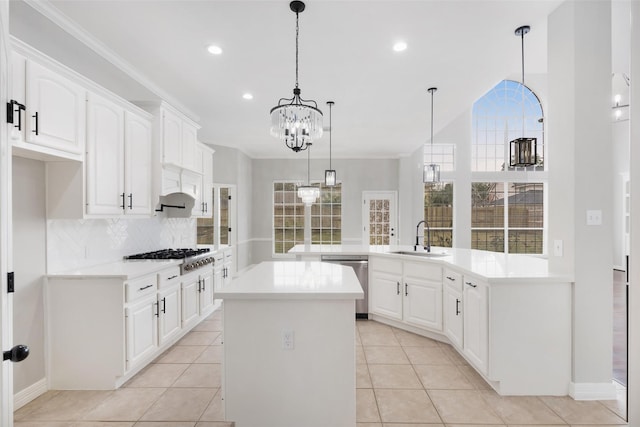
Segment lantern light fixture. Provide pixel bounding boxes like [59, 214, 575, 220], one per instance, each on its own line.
[297, 143, 319, 205]
[509, 25, 537, 168]
[423, 87, 441, 184]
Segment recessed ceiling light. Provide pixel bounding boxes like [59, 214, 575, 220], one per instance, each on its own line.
[243, 93, 253, 100]
[393, 41, 407, 52]
[207, 45, 223, 55]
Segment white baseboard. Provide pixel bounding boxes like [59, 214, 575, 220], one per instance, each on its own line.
[569, 381, 617, 400]
[14, 377, 48, 410]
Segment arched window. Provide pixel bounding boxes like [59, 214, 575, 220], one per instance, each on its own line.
[472, 80, 544, 172]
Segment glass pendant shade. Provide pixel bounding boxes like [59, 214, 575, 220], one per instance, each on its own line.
[297, 185, 319, 206]
[423, 163, 441, 184]
[509, 137, 537, 167]
[324, 169, 336, 186]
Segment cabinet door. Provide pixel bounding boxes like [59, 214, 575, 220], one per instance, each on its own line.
[199, 270, 214, 314]
[162, 109, 181, 165]
[124, 111, 152, 215]
[463, 278, 489, 375]
[444, 286, 463, 348]
[181, 123, 198, 171]
[86, 93, 124, 216]
[369, 271, 402, 320]
[213, 266, 223, 295]
[201, 145, 213, 216]
[181, 275, 200, 327]
[158, 285, 182, 345]
[403, 279, 442, 331]
[125, 295, 159, 370]
[26, 60, 86, 154]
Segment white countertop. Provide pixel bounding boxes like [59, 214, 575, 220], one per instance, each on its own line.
[289, 244, 573, 284]
[216, 261, 365, 300]
[47, 259, 181, 280]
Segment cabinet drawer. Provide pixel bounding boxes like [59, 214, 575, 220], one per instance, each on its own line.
[158, 266, 181, 289]
[371, 257, 402, 275]
[443, 268, 463, 291]
[126, 274, 157, 302]
[404, 261, 442, 281]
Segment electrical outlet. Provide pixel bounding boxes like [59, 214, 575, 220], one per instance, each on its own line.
[282, 330, 294, 350]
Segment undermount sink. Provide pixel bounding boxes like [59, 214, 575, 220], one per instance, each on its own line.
[390, 250, 449, 257]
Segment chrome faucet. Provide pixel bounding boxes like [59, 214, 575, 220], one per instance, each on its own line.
[415, 220, 431, 252]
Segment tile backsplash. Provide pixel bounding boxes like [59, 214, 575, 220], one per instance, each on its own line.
[47, 217, 196, 272]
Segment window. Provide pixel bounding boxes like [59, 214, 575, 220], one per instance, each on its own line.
[311, 183, 342, 245]
[424, 183, 453, 247]
[273, 182, 305, 254]
[273, 182, 342, 254]
[471, 182, 544, 253]
[472, 80, 544, 172]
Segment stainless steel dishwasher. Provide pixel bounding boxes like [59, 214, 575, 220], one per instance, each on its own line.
[320, 254, 368, 319]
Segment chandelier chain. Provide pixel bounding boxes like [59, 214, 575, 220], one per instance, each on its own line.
[295, 10, 299, 89]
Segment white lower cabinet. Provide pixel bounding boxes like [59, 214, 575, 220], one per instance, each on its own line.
[182, 267, 215, 329]
[443, 269, 463, 348]
[158, 284, 182, 346]
[369, 256, 442, 330]
[125, 294, 158, 371]
[47, 265, 216, 390]
[462, 276, 489, 375]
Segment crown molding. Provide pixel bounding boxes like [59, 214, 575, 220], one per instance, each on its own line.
[22, 0, 200, 123]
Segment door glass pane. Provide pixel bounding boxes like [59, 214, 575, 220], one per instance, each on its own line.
[369, 198, 390, 245]
[220, 187, 229, 245]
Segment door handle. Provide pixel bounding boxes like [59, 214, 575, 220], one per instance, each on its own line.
[128, 193, 133, 209]
[396, 281, 400, 295]
[121, 193, 126, 210]
[3, 345, 29, 363]
[32, 112, 38, 135]
[405, 283, 408, 296]
[162, 297, 166, 314]
[154, 302, 159, 317]
[455, 298, 461, 315]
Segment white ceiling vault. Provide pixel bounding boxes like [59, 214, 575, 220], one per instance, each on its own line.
[12, 0, 563, 159]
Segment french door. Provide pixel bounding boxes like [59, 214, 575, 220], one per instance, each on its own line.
[362, 191, 397, 246]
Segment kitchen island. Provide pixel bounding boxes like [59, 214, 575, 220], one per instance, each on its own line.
[290, 245, 575, 397]
[216, 261, 364, 427]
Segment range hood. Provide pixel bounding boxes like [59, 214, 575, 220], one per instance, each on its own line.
[155, 192, 195, 218]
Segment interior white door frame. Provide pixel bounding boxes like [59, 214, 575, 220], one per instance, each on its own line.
[213, 183, 237, 272]
[1, 1, 14, 424]
[362, 191, 398, 246]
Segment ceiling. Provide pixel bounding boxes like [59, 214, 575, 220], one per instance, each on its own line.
[13, 0, 564, 159]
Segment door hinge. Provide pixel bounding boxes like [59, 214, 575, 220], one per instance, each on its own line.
[7, 272, 14, 293]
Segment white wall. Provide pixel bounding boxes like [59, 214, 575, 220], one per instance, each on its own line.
[548, 0, 614, 397]
[251, 158, 399, 262]
[12, 157, 46, 394]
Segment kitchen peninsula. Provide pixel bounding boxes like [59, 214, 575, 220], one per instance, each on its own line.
[291, 245, 574, 396]
[216, 261, 364, 427]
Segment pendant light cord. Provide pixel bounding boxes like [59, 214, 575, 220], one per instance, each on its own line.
[520, 28, 526, 138]
[430, 89, 435, 165]
[329, 103, 332, 169]
[307, 144, 310, 184]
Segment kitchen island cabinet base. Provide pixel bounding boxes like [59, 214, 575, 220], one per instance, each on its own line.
[223, 298, 356, 427]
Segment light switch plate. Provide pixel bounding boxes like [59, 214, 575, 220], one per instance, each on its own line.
[586, 210, 602, 226]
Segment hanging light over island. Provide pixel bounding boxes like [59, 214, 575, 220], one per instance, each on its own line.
[270, 1, 323, 153]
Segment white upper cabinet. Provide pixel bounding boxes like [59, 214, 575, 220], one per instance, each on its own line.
[25, 59, 86, 155]
[162, 108, 182, 167]
[124, 111, 153, 215]
[192, 143, 215, 218]
[181, 123, 198, 172]
[86, 93, 152, 217]
[86, 93, 125, 216]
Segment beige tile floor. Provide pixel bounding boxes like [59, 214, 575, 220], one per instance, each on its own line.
[13, 311, 628, 426]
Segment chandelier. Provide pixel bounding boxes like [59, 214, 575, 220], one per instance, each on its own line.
[509, 25, 537, 168]
[270, 1, 323, 153]
[298, 143, 319, 205]
[423, 87, 440, 184]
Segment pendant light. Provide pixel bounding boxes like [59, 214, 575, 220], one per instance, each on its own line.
[423, 87, 440, 184]
[270, 1, 323, 153]
[325, 101, 336, 186]
[509, 25, 537, 168]
[298, 143, 319, 205]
